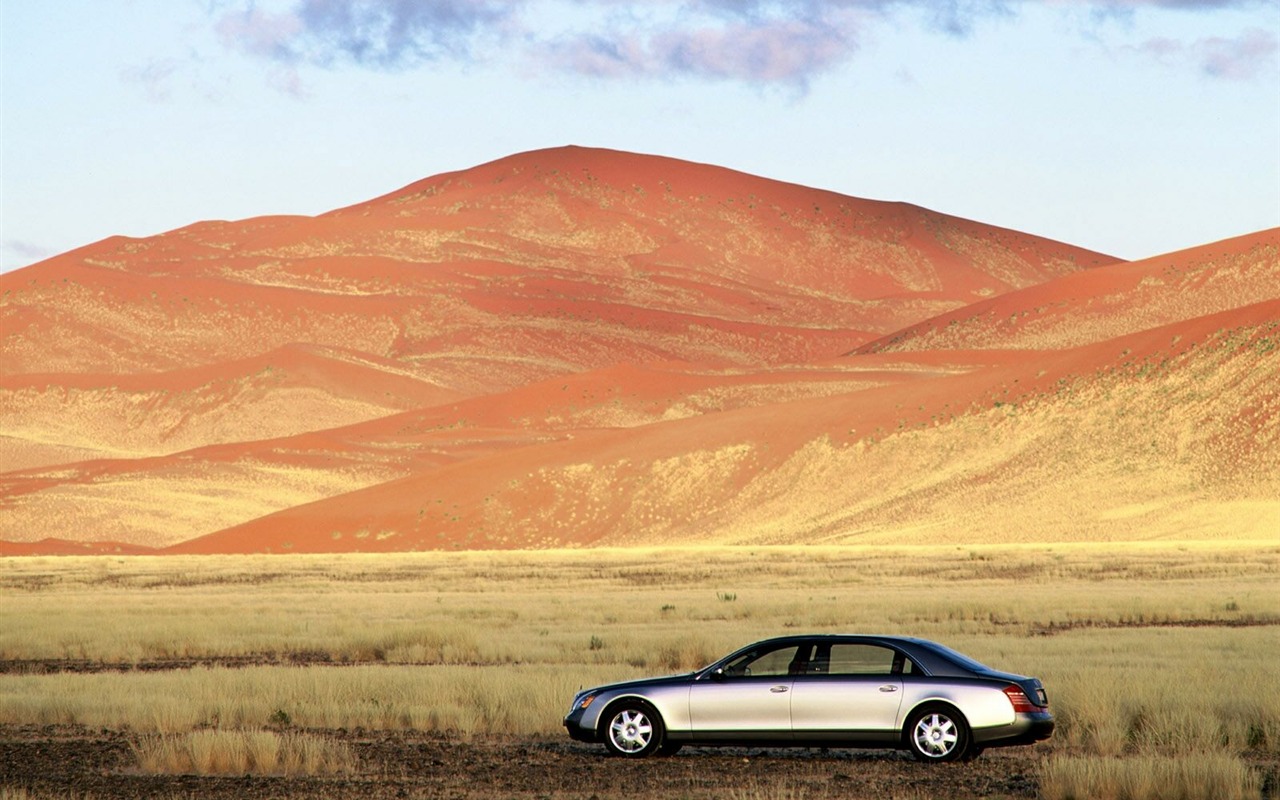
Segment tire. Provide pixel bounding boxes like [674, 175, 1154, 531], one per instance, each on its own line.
[906, 705, 971, 763]
[602, 701, 665, 758]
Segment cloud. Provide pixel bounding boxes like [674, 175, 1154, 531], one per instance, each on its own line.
[3, 240, 58, 267]
[534, 1, 1021, 85]
[267, 65, 310, 97]
[121, 59, 181, 102]
[544, 15, 856, 86]
[1094, 0, 1265, 9]
[210, 0, 978, 86]
[209, 0, 1278, 89]
[217, 0, 523, 68]
[1194, 27, 1277, 79]
[1131, 27, 1277, 79]
[215, 7, 303, 61]
[917, 0, 1013, 37]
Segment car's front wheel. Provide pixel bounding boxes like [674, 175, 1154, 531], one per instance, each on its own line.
[602, 701, 665, 758]
[906, 705, 972, 763]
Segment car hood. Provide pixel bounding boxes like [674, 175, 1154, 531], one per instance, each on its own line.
[580, 673, 694, 696]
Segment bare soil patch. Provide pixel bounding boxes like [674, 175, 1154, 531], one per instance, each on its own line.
[0, 724, 1044, 799]
[0, 652, 336, 675]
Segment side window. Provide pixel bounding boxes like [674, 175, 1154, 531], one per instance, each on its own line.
[825, 644, 898, 676]
[722, 645, 804, 677]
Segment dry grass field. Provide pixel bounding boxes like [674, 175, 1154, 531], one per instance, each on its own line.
[1, 543, 1278, 799]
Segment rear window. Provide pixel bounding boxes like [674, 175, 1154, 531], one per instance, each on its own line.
[921, 642, 994, 673]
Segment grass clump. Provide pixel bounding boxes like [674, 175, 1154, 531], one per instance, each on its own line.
[130, 729, 355, 776]
[1039, 754, 1262, 800]
[1, 790, 97, 800]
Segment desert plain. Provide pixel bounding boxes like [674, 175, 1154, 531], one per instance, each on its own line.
[1, 147, 1278, 798]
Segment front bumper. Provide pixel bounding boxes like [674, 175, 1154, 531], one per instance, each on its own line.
[563, 709, 597, 743]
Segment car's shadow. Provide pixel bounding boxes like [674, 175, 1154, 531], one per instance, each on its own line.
[543, 741, 922, 763]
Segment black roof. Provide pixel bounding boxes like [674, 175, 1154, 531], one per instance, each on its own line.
[707, 634, 1007, 679]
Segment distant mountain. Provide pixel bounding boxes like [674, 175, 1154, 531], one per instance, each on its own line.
[4, 148, 1275, 554]
[1, 146, 1115, 383]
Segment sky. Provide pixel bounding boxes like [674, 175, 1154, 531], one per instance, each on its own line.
[2, 1, 1278, 273]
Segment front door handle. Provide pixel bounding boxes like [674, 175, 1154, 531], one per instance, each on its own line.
[770, 685, 789, 693]
[879, 685, 899, 693]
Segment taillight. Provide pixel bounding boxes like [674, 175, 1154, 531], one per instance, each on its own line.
[1004, 685, 1036, 713]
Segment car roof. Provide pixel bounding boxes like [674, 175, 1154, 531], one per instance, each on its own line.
[743, 634, 921, 645]
[724, 634, 983, 677]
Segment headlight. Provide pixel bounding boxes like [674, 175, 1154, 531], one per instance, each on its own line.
[569, 693, 596, 714]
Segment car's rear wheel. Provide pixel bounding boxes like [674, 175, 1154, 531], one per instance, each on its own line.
[602, 701, 665, 758]
[906, 705, 971, 763]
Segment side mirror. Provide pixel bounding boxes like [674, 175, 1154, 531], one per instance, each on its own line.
[709, 667, 726, 682]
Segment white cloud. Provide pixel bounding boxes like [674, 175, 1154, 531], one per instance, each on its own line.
[207, 0, 1279, 88]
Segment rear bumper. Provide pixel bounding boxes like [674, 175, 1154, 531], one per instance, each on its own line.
[973, 712, 1055, 747]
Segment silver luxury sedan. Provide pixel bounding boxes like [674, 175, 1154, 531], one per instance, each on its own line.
[564, 634, 1053, 761]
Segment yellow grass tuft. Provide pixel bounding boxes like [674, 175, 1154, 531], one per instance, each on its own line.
[130, 729, 355, 776]
[1039, 754, 1262, 800]
[0, 790, 103, 800]
[1, 544, 1276, 800]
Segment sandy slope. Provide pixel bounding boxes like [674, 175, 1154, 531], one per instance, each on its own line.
[163, 299, 1280, 553]
[0, 344, 460, 471]
[0, 358, 990, 548]
[2, 147, 1274, 554]
[856, 228, 1279, 353]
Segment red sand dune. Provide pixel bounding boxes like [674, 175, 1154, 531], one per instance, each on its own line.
[166, 299, 1280, 553]
[856, 228, 1279, 353]
[0, 538, 154, 557]
[2, 147, 1275, 554]
[1, 146, 1116, 382]
[0, 344, 461, 472]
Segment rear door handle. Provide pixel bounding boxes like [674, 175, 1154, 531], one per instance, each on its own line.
[879, 685, 899, 693]
[770, 685, 789, 693]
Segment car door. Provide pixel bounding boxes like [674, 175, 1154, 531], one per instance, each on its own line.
[688, 642, 807, 741]
[789, 642, 906, 744]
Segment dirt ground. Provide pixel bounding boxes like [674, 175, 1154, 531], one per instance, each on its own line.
[0, 724, 1047, 799]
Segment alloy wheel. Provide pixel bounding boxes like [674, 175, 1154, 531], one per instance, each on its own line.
[608, 708, 654, 754]
[913, 712, 960, 758]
